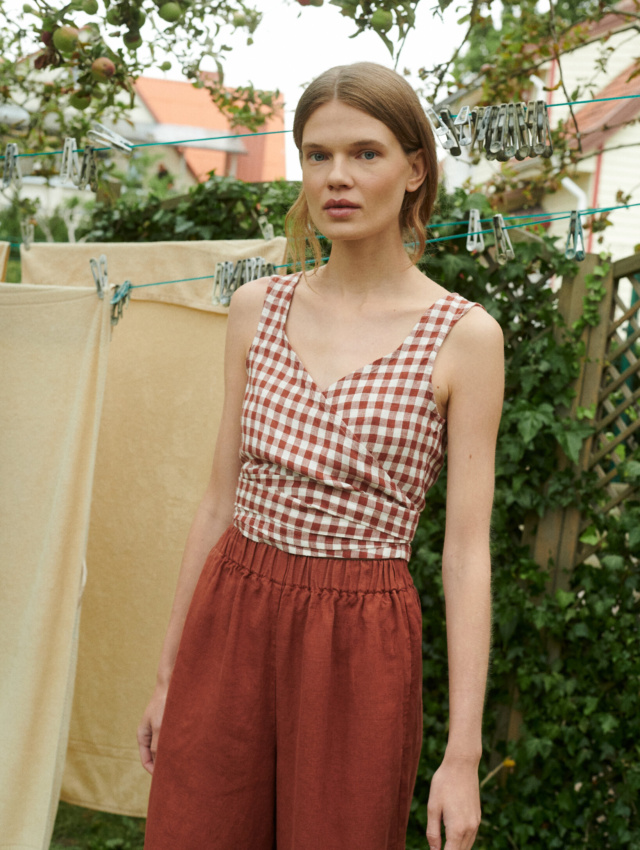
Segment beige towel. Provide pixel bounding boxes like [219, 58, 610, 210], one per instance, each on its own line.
[20, 239, 285, 817]
[0, 284, 111, 849]
[21, 238, 288, 312]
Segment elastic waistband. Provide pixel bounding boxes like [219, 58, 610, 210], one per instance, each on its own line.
[214, 524, 414, 595]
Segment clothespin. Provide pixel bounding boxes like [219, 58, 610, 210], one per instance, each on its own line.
[20, 217, 35, 250]
[258, 215, 274, 240]
[90, 254, 109, 299]
[2, 143, 22, 189]
[77, 145, 99, 191]
[492, 214, 515, 265]
[527, 101, 553, 159]
[489, 104, 508, 161]
[474, 105, 493, 151]
[212, 260, 234, 306]
[467, 106, 483, 149]
[87, 122, 133, 154]
[254, 257, 275, 278]
[514, 103, 531, 160]
[110, 280, 132, 326]
[426, 106, 461, 156]
[60, 138, 81, 186]
[466, 209, 485, 253]
[453, 105, 474, 147]
[564, 211, 585, 261]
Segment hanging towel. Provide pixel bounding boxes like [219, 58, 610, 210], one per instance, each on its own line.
[21, 238, 287, 311]
[0, 241, 10, 280]
[21, 239, 285, 818]
[0, 283, 111, 850]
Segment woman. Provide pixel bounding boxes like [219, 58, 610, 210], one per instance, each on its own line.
[138, 62, 504, 850]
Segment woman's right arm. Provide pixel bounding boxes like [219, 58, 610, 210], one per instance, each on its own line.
[137, 276, 270, 775]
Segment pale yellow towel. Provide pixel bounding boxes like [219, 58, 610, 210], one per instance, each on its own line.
[21, 238, 288, 311]
[0, 284, 111, 850]
[22, 240, 286, 817]
[0, 242, 10, 280]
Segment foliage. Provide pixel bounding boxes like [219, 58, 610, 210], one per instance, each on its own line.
[403, 187, 640, 849]
[51, 800, 145, 849]
[79, 173, 301, 242]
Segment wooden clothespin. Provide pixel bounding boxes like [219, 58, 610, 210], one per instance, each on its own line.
[2, 143, 22, 189]
[466, 209, 485, 253]
[564, 211, 585, 261]
[90, 254, 109, 299]
[492, 214, 515, 265]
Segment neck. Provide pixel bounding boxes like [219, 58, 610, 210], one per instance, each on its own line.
[308, 230, 418, 299]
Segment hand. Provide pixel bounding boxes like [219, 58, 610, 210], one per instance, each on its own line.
[425, 754, 481, 850]
[137, 686, 168, 775]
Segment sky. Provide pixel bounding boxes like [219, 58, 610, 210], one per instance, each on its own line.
[8, 0, 473, 177]
[210, 0, 470, 178]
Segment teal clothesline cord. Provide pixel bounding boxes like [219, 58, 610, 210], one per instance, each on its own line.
[6, 199, 638, 252]
[4, 92, 640, 161]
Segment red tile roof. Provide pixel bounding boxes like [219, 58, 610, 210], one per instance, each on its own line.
[134, 75, 286, 183]
[569, 62, 640, 152]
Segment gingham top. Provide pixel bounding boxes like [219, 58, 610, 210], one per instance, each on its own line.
[233, 272, 482, 560]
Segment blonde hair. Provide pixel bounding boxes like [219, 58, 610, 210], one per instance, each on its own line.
[285, 62, 438, 273]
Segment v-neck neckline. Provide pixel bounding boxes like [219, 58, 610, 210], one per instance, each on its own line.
[281, 273, 455, 396]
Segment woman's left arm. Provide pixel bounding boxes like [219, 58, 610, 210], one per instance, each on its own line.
[426, 306, 505, 850]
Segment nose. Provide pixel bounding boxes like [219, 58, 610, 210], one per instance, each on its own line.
[326, 154, 353, 189]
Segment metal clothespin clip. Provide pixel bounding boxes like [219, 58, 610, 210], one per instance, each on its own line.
[453, 105, 474, 147]
[502, 103, 520, 160]
[90, 254, 109, 299]
[212, 260, 234, 306]
[254, 257, 275, 278]
[474, 105, 493, 150]
[110, 280, 132, 326]
[466, 209, 485, 253]
[438, 107, 461, 156]
[60, 137, 81, 186]
[20, 217, 35, 250]
[565, 211, 585, 261]
[492, 214, 515, 265]
[77, 145, 99, 191]
[258, 215, 274, 240]
[2, 143, 22, 189]
[467, 106, 483, 149]
[426, 106, 460, 156]
[514, 102, 531, 160]
[489, 104, 508, 161]
[87, 122, 133, 154]
[527, 101, 553, 159]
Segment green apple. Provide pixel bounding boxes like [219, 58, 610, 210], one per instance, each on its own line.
[370, 9, 393, 31]
[52, 25, 80, 53]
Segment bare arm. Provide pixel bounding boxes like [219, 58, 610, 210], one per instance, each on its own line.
[427, 306, 505, 850]
[137, 276, 270, 775]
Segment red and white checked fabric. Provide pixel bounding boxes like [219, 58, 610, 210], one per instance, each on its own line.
[233, 273, 482, 560]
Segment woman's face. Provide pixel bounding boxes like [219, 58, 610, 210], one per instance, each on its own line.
[300, 100, 425, 245]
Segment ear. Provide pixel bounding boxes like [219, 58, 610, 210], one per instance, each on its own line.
[405, 149, 427, 193]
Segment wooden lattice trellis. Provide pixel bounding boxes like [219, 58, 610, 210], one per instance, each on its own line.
[530, 252, 640, 590]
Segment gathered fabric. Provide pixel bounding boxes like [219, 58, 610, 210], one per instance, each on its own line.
[234, 272, 482, 559]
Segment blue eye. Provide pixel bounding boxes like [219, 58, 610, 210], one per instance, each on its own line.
[309, 152, 326, 162]
[361, 150, 377, 160]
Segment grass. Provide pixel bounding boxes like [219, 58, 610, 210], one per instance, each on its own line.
[50, 802, 146, 849]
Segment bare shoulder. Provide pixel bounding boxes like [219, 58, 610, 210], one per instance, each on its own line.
[446, 303, 504, 357]
[227, 275, 273, 352]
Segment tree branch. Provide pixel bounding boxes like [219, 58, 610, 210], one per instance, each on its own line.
[548, 0, 582, 153]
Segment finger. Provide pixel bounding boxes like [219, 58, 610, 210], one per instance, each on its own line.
[137, 723, 155, 775]
[425, 812, 442, 850]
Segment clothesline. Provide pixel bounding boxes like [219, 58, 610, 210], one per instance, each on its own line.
[3, 202, 640, 252]
[3, 92, 640, 161]
[5, 199, 637, 252]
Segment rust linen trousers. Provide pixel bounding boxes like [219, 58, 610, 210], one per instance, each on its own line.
[144, 524, 423, 850]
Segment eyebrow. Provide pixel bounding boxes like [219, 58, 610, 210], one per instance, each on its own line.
[301, 138, 388, 151]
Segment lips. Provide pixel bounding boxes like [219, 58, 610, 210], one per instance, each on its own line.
[323, 199, 360, 209]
